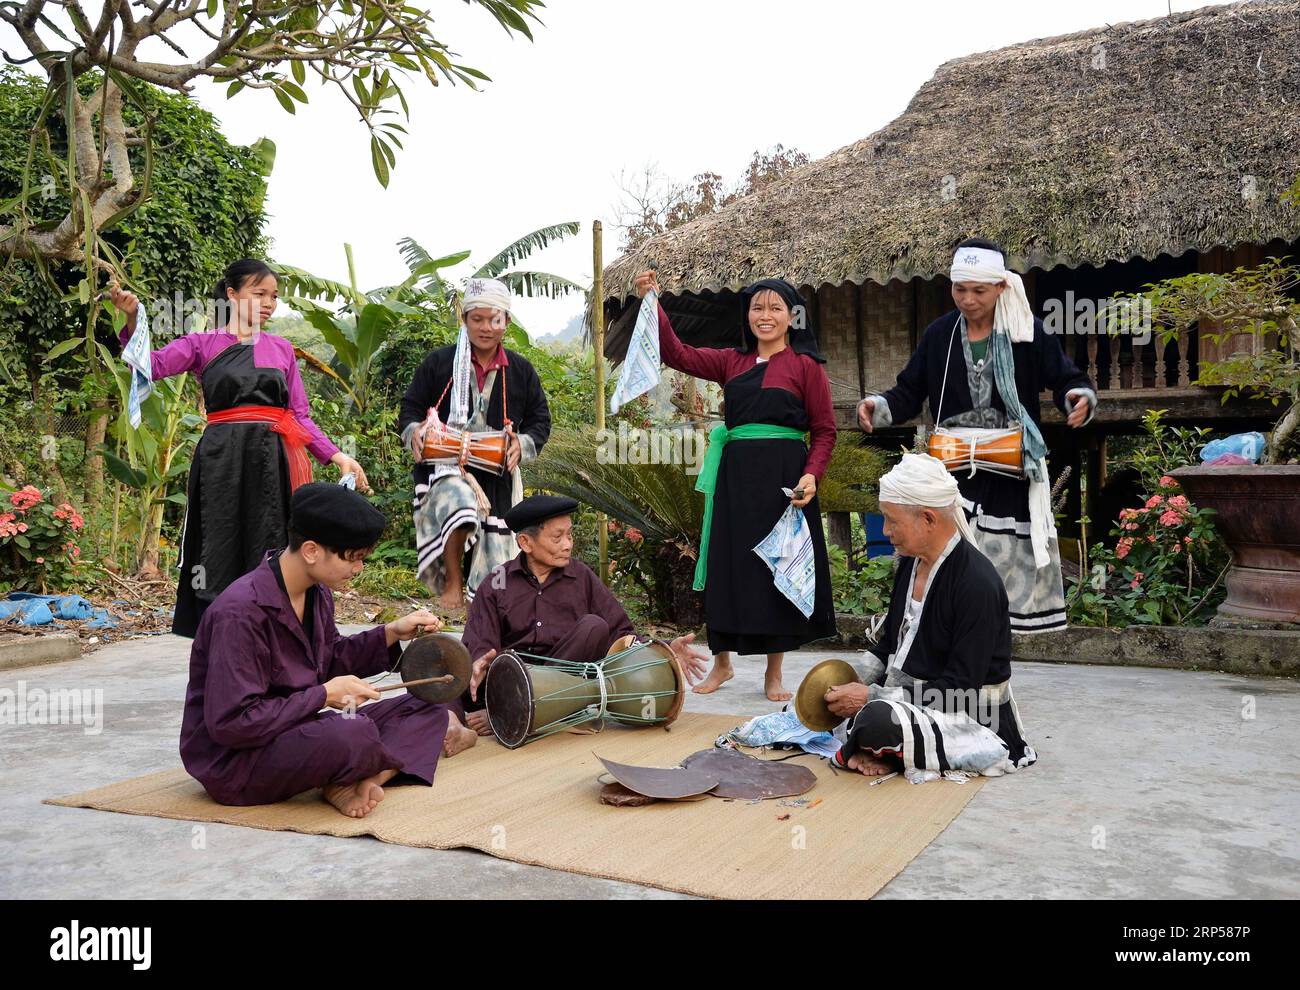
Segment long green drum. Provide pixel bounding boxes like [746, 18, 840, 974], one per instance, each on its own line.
[484, 641, 686, 749]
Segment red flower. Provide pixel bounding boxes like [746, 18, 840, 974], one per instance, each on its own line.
[625, 527, 644, 545]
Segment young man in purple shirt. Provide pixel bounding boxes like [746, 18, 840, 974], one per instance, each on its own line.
[179, 483, 476, 819]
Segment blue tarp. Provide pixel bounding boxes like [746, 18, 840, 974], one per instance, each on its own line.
[0, 593, 116, 627]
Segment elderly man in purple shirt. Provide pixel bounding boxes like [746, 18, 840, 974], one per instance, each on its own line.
[460, 495, 708, 735]
[180, 483, 477, 819]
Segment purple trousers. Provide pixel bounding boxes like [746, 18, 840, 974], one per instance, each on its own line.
[212, 694, 451, 806]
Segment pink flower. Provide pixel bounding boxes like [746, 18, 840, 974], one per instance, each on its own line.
[1123, 522, 1139, 531]
[1130, 571, 1144, 590]
[1119, 508, 1137, 521]
[69, 513, 84, 531]
[1147, 535, 1156, 543]
[1168, 495, 1189, 509]
[625, 527, 644, 545]
[16, 523, 27, 533]
[1184, 535, 1194, 544]
[35, 556, 44, 564]
[53, 508, 66, 519]
[607, 521, 620, 534]
[9, 485, 42, 510]
[1159, 476, 1177, 488]
[1116, 538, 1133, 560]
[1145, 495, 1164, 509]
[1159, 510, 1184, 527]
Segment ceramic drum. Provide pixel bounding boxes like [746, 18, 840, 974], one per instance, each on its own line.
[483, 642, 686, 749]
[600, 641, 686, 726]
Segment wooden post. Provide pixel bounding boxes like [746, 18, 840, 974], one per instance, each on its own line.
[592, 220, 608, 584]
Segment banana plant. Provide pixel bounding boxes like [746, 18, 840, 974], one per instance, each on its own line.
[94, 341, 204, 577]
[275, 243, 425, 414]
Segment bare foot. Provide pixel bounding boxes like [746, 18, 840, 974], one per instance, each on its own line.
[764, 673, 793, 703]
[443, 711, 478, 757]
[846, 752, 895, 776]
[323, 778, 386, 818]
[692, 662, 734, 695]
[438, 589, 465, 611]
[465, 709, 493, 737]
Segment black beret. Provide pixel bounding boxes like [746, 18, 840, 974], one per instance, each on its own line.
[504, 495, 579, 533]
[289, 482, 387, 550]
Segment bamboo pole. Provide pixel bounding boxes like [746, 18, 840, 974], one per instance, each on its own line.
[593, 220, 608, 584]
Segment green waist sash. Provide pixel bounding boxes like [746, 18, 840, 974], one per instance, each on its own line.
[693, 423, 807, 591]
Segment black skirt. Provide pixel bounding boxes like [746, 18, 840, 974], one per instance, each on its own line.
[702, 364, 837, 655]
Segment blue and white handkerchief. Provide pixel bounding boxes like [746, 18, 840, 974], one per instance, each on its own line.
[753, 495, 816, 619]
[122, 306, 153, 429]
[610, 289, 661, 413]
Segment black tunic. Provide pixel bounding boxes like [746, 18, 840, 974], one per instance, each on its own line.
[173, 345, 294, 638]
[706, 363, 837, 655]
[862, 537, 1032, 765]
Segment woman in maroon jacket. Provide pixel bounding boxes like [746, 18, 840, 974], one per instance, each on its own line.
[634, 272, 838, 701]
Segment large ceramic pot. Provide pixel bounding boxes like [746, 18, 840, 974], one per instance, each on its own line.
[1170, 465, 1300, 624]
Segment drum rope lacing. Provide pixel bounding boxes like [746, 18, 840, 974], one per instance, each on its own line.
[514, 644, 677, 728]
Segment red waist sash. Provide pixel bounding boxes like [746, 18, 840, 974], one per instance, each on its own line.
[207, 405, 314, 491]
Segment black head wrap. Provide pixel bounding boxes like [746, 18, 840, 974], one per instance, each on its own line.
[737, 278, 826, 363]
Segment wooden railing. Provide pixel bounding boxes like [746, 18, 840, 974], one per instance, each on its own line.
[1075, 329, 1193, 393]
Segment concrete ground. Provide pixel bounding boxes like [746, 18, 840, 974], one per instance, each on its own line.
[3, 630, 1298, 899]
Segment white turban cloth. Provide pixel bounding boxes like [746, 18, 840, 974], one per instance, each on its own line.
[462, 277, 513, 323]
[878, 453, 977, 544]
[949, 246, 1034, 344]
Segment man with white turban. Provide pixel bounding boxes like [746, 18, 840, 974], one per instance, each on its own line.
[819, 453, 1036, 779]
[399, 277, 552, 611]
[858, 238, 1096, 634]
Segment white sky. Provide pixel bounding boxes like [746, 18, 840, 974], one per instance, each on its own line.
[11, 1, 1234, 336]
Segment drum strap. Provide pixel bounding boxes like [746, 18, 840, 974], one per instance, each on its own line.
[935, 313, 962, 427]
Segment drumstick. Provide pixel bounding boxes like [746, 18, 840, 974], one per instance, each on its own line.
[376, 674, 455, 694]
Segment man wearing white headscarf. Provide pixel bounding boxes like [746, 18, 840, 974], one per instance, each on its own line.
[858, 238, 1097, 634]
[818, 453, 1036, 779]
[399, 277, 552, 615]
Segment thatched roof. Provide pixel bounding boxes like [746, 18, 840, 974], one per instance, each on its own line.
[599, 0, 1300, 320]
